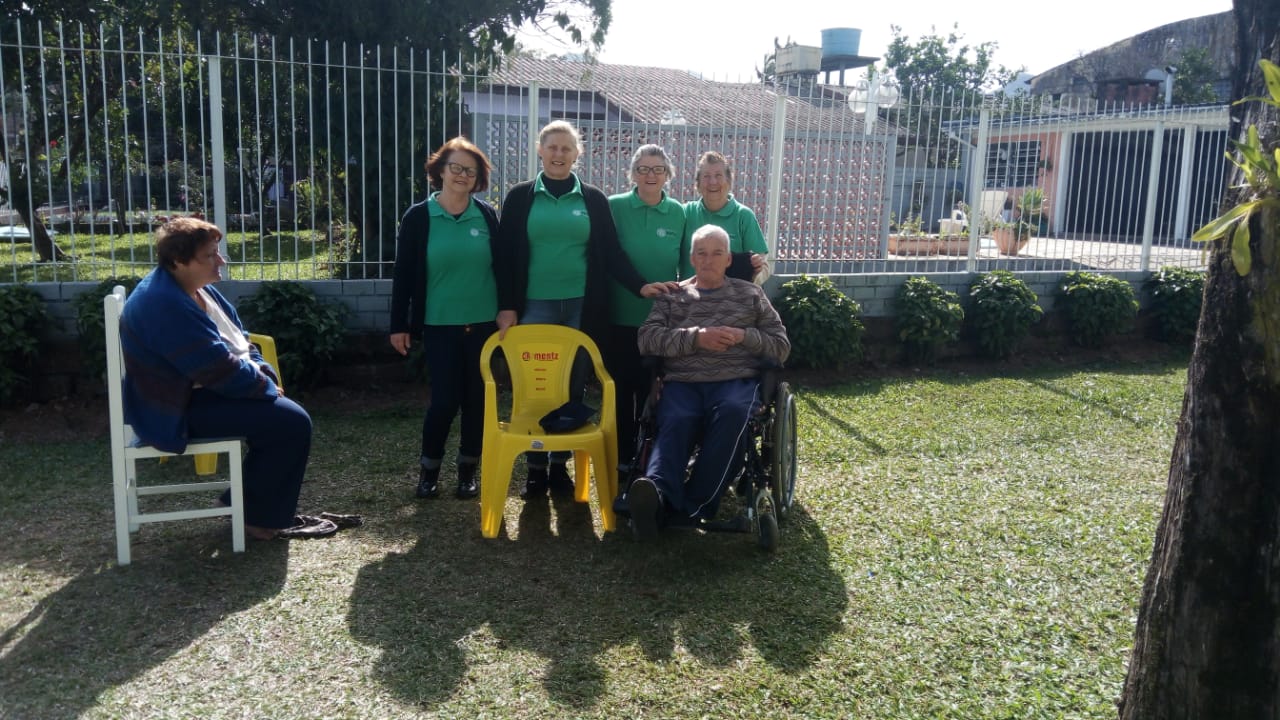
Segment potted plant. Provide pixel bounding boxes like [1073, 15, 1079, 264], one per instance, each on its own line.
[1015, 187, 1049, 236]
[991, 219, 1032, 256]
[887, 213, 936, 256]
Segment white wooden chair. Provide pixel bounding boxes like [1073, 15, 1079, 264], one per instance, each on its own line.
[105, 285, 245, 565]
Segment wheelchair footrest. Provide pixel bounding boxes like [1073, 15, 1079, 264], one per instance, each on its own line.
[699, 516, 753, 534]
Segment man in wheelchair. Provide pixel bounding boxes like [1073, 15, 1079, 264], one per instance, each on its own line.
[628, 224, 791, 540]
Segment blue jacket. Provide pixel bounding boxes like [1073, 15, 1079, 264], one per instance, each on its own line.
[121, 267, 278, 453]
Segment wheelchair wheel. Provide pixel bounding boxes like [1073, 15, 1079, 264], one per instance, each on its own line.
[754, 488, 779, 552]
[769, 382, 798, 522]
[757, 512, 779, 552]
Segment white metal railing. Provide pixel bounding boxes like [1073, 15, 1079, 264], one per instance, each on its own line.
[0, 22, 1227, 284]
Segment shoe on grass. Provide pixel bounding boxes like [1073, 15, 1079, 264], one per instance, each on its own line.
[416, 466, 440, 498]
[628, 477, 661, 541]
[456, 463, 479, 499]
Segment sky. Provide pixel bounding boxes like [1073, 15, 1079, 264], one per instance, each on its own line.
[519, 0, 1233, 82]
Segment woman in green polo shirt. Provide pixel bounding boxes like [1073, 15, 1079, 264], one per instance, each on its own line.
[495, 121, 673, 500]
[390, 137, 501, 500]
[684, 150, 771, 283]
[605, 144, 686, 468]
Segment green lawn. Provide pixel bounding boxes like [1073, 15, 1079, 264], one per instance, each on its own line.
[0, 353, 1186, 719]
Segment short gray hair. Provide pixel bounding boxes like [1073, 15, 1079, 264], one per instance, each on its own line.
[630, 144, 673, 178]
[690, 224, 730, 252]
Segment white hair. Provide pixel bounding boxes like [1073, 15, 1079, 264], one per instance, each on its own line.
[690, 224, 730, 252]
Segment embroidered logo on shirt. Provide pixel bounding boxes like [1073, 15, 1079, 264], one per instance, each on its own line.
[572, 209, 585, 217]
[470, 228, 480, 236]
[656, 228, 667, 237]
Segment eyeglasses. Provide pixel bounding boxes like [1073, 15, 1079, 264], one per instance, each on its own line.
[634, 165, 667, 176]
[446, 162, 478, 178]
[698, 172, 728, 183]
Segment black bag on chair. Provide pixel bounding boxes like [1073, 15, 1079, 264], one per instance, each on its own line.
[538, 401, 596, 433]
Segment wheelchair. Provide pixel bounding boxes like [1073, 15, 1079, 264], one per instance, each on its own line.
[615, 362, 798, 552]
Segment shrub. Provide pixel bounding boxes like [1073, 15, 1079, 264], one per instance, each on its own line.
[75, 276, 142, 382]
[895, 276, 964, 364]
[968, 270, 1043, 358]
[1144, 266, 1205, 343]
[1059, 271, 1138, 348]
[0, 284, 48, 403]
[774, 275, 865, 370]
[237, 281, 347, 389]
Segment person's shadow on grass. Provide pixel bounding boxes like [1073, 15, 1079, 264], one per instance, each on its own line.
[346, 498, 846, 710]
[0, 539, 288, 720]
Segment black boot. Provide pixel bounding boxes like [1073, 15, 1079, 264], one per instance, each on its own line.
[521, 466, 548, 500]
[547, 463, 574, 497]
[415, 465, 440, 498]
[456, 463, 479, 499]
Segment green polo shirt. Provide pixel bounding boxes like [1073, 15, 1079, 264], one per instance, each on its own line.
[683, 195, 769, 259]
[526, 173, 590, 300]
[424, 194, 498, 325]
[607, 188, 686, 326]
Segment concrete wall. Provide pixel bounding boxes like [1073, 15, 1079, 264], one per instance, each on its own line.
[38, 279, 395, 341]
[40, 271, 1152, 342]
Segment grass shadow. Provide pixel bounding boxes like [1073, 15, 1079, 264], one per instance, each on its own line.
[346, 497, 845, 710]
[0, 543, 289, 719]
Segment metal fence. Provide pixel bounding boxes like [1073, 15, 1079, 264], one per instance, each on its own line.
[0, 22, 1228, 284]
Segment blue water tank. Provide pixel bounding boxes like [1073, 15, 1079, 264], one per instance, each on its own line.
[821, 28, 862, 58]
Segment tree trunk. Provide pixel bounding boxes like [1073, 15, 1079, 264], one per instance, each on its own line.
[6, 170, 70, 263]
[1117, 1, 1280, 716]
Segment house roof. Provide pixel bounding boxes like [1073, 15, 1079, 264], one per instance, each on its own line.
[485, 55, 866, 132]
[1030, 11, 1234, 101]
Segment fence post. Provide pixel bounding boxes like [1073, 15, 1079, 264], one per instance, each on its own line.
[1173, 124, 1196, 242]
[765, 93, 787, 263]
[207, 54, 228, 248]
[965, 108, 992, 272]
[1140, 122, 1165, 272]
[526, 82, 540, 179]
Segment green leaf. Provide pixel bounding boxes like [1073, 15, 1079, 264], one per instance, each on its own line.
[1262, 59, 1280, 105]
[1231, 220, 1252, 276]
[1191, 202, 1253, 243]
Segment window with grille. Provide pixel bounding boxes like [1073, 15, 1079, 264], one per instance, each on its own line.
[985, 140, 1041, 187]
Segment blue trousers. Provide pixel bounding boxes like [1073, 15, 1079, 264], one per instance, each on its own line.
[645, 378, 759, 521]
[187, 389, 311, 529]
[420, 322, 495, 464]
[520, 297, 585, 468]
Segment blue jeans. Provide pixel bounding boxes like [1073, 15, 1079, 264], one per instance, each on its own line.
[420, 321, 495, 465]
[645, 378, 759, 521]
[187, 389, 312, 529]
[520, 297, 585, 468]
[521, 297, 584, 328]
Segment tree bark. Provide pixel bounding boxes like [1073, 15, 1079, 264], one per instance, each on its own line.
[6, 169, 70, 263]
[1118, 1, 1280, 716]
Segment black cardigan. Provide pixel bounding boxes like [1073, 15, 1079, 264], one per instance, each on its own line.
[389, 196, 501, 337]
[494, 177, 648, 344]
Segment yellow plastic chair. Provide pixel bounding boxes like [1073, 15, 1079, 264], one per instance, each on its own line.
[193, 333, 280, 475]
[477, 324, 618, 539]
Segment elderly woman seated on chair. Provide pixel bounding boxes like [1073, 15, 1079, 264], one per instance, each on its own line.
[121, 217, 313, 541]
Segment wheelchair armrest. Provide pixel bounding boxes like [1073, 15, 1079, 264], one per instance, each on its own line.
[641, 355, 665, 377]
[757, 361, 783, 408]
